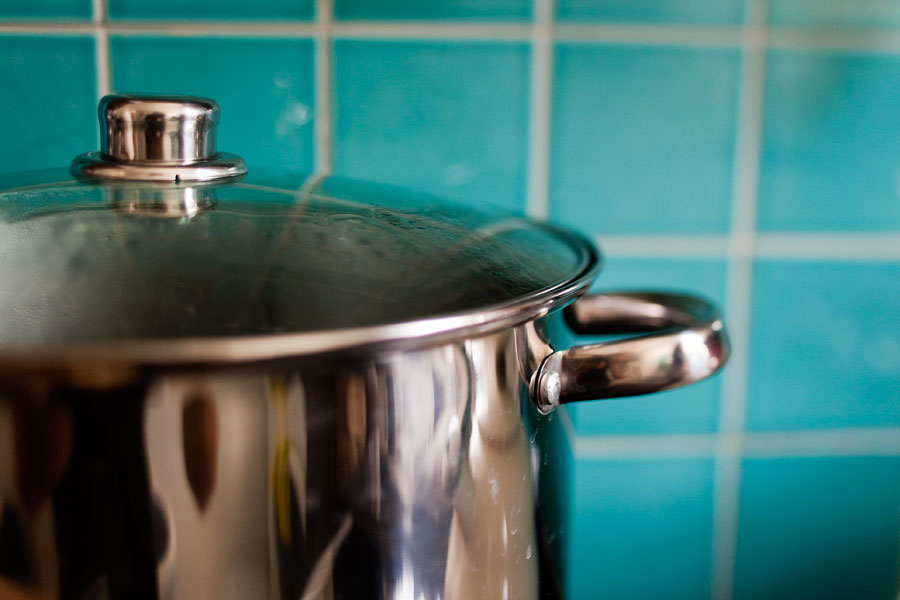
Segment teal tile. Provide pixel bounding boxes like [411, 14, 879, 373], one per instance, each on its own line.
[566, 258, 728, 435]
[333, 40, 530, 212]
[0, 0, 91, 19]
[0, 35, 96, 174]
[110, 37, 315, 172]
[558, 0, 744, 25]
[335, 0, 530, 21]
[109, 0, 313, 20]
[550, 44, 739, 234]
[747, 261, 900, 430]
[567, 458, 714, 600]
[735, 457, 900, 600]
[759, 50, 900, 231]
[770, 0, 900, 29]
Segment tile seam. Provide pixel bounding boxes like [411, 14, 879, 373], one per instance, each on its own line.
[554, 23, 744, 45]
[593, 233, 900, 259]
[0, 24, 96, 33]
[333, 21, 532, 40]
[755, 233, 900, 260]
[571, 428, 900, 458]
[92, 0, 110, 100]
[595, 234, 731, 257]
[525, 0, 553, 219]
[711, 0, 768, 598]
[768, 28, 900, 51]
[94, 23, 319, 37]
[0, 22, 899, 52]
[314, 0, 333, 175]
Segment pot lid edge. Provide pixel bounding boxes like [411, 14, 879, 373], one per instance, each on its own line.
[0, 241, 601, 374]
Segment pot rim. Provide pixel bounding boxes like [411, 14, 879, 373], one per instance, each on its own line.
[0, 227, 601, 373]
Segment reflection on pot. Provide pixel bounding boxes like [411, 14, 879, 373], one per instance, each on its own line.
[446, 332, 537, 599]
[107, 185, 216, 219]
[0, 322, 555, 599]
[144, 375, 270, 600]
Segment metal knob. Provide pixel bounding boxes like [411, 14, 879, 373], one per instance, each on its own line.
[101, 94, 219, 164]
[72, 93, 247, 183]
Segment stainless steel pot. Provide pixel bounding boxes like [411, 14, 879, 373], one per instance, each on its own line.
[0, 95, 728, 600]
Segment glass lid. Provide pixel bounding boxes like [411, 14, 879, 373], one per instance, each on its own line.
[0, 95, 599, 365]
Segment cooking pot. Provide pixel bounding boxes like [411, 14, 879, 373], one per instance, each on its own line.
[0, 95, 728, 600]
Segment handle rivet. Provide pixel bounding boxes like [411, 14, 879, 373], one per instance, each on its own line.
[538, 370, 561, 412]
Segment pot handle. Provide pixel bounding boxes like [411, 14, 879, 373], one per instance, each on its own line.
[531, 292, 729, 414]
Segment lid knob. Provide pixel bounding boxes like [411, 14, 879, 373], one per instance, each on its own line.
[101, 94, 219, 164]
[71, 93, 247, 183]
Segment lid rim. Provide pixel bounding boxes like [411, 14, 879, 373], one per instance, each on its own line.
[0, 239, 601, 371]
[71, 151, 247, 183]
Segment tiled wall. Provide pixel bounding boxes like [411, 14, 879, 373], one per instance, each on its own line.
[1, 1, 899, 598]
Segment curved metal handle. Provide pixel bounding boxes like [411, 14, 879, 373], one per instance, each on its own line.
[531, 292, 730, 414]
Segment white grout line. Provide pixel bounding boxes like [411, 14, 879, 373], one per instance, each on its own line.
[92, 0, 110, 99]
[711, 0, 768, 596]
[1, 21, 900, 52]
[768, 28, 900, 52]
[332, 21, 532, 40]
[574, 432, 718, 458]
[0, 21, 736, 44]
[595, 234, 731, 257]
[594, 233, 900, 260]
[710, 444, 742, 599]
[314, 0, 333, 175]
[742, 429, 900, 457]
[756, 233, 900, 260]
[568, 428, 900, 459]
[554, 23, 744, 46]
[525, 0, 553, 219]
[0, 21, 318, 36]
[0, 23, 95, 34]
[105, 22, 318, 37]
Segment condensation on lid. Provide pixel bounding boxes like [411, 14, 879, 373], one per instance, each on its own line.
[0, 170, 600, 357]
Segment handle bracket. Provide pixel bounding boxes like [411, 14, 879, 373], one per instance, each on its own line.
[531, 292, 729, 414]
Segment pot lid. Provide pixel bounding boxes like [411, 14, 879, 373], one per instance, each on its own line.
[0, 94, 599, 366]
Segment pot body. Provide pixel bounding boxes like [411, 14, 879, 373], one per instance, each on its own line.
[0, 320, 557, 600]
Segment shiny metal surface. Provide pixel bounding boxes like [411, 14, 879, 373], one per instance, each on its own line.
[71, 152, 247, 184]
[532, 292, 730, 413]
[0, 294, 728, 599]
[108, 185, 217, 218]
[100, 94, 218, 163]
[70, 94, 247, 183]
[0, 326, 546, 600]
